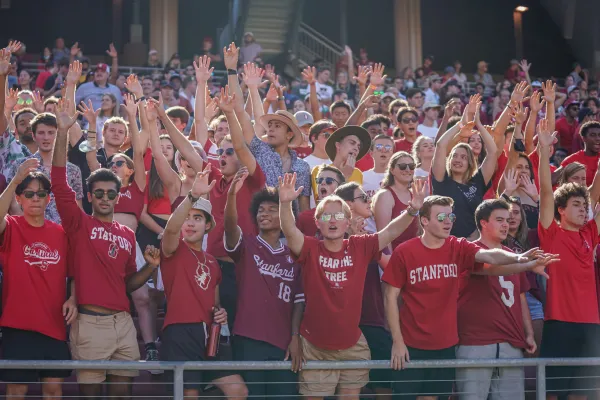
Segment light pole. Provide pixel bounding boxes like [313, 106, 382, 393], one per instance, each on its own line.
[513, 6, 528, 60]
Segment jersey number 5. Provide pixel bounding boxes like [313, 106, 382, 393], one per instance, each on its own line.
[499, 276, 515, 307]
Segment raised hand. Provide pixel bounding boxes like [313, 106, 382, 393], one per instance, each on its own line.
[56, 99, 80, 131]
[264, 64, 276, 83]
[541, 80, 556, 104]
[520, 175, 539, 200]
[0, 49, 11, 76]
[223, 42, 239, 70]
[301, 66, 316, 85]
[123, 93, 138, 117]
[353, 65, 371, 86]
[205, 98, 219, 121]
[78, 100, 100, 124]
[408, 179, 427, 211]
[466, 93, 482, 116]
[458, 122, 477, 138]
[503, 169, 519, 194]
[5, 88, 18, 110]
[349, 216, 367, 236]
[32, 91, 44, 113]
[124, 74, 143, 98]
[5, 40, 22, 55]
[191, 164, 216, 197]
[536, 119, 557, 147]
[278, 173, 303, 203]
[13, 158, 40, 185]
[143, 245, 161, 268]
[361, 95, 380, 109]
[474, 101, 484, 128]
[145, 99, 159, 122]
[511, 102, 528, 126]
[265, 84, 278, 102]
[518, 59, 531, 73]
[511, 81, 530, 104]
[66, 60, 82, 86]
[444, 98, 462, 118]
[106, 43, 118, 58]
[194, 55, 214, 83]
[370, 63, 387, 86]
[70, 42, 80, 57]
[216, 85, 236, 113]
[227, 167, 249, 196]
[529, 91, 545, 113]
[242, 62, 264, 87]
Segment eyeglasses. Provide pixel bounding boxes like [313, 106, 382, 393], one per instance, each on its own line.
[353, 193, 369, 202]
[436, 212, 457, 222]
[320, 212, 346, 222]
[108, 160, 126, 168]
[374, 144, 393, 153]
[319, 131, 332, 140]
[22, 190, 49, 199]
[395, 163, 416, 171]
[401, 117, 418, 124]
[217, 148, 235, 156]
[316, 177, 339, 185]
[17, 98, 33, 105]
[92, 189, 119, 200]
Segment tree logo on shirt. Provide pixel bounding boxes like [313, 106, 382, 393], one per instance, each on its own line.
[194, 262, 211, 290]
[23, 243, 61, 271]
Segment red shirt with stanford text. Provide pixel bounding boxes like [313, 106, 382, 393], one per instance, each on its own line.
[382, 236, 481, 350]
[0, 216, 69, 341]
[227, 234, 304, 350]
[296, 234, 380, 350]
[538, 219, 600, 323]
[458, 241, 529, 349]
[51, 166, 137, 312]
[161, 238, 221, 328]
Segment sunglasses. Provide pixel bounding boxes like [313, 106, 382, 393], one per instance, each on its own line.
[17, 98, 33, 105]
[108, 160, 126, 168]
[353, 193, 369, 202]
[401, 117, 418, 124]
[316, 177, 339, 185]
[92, 189, 119, 200]
[217, 148, 235, 156]
[22, 190, 49, 199]
[320, 212, 346, 222]
[374, 144, 393, 152]
[395, 163, 416, 171]
[436, 212, 457, 222]
[320, 131, 332, 140]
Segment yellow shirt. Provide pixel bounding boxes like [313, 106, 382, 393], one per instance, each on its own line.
[311, 164, 363, 201]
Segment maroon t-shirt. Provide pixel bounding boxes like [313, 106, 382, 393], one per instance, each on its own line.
[114, 180, 144, 221]
[296, 208, 319, 238]
[387, 188, 419, 251]
[160, 238, 221, 328]
[360, 261, 386, 328]
[226, 233, 304, 350]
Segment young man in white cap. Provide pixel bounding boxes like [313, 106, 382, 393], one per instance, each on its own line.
[293, 110, 314, 159]
[418, 102, 442, 139]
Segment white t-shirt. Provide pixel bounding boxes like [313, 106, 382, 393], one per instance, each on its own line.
[362, 169, 386, 199]
[309, 82, 334, 102]
[417, 123, 439, 139]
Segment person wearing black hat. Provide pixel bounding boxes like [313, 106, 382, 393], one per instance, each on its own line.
[310, 126, 371, 203]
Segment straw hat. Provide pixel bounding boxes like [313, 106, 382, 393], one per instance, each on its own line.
[259, 110, 303, 147]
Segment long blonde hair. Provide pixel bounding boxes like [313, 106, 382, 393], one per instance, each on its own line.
[446, 143, 478, 182]
[381, 151, 414, 189]
[558, 162, 585, 186]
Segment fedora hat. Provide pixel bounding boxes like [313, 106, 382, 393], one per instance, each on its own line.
[325, 126, 372, 162]
[259, 110, 303, 147]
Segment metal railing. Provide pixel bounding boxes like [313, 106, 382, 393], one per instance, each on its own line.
[297, 22, 345, 73]
[3, 357, 600, 399]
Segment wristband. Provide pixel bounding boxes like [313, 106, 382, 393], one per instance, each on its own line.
[135, 96, 147, 103]
[227, 68, 237, 76]
[291, 332, 300, 336]
[407, 207, 419, 217]
[187, 191, 200, 204]
[369, 84, 377, 90]
[87, 130, 97, 134]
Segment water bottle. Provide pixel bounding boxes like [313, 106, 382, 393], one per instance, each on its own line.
[205, 310, 221, 358]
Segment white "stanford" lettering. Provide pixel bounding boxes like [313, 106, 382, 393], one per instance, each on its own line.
[254, 255, 295, 281]
[409, 264, 458, 284]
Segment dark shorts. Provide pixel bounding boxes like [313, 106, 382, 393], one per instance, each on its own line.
[1, 327, 71, 382]
[540, 320, 600, 395]
[217, 259, 237, 329]
[161, 323, 235, 390]
[233, 335, 298, 399]
[360, 325, 393, 389]
[391, 345, 455, 399]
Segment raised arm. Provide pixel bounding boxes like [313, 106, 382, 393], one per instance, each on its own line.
[519, 60, 532, 87]
[302, 66, 322, 121]
[353, 65, 370, 101]
[162, 167, 215, 257]
[122, 93, 146, 191]
[279, 173, 305, 257]
[435, 98, 462, 144]
[0, 49, 9, 134]
[505, 102, 527, 173]
[0, 159, 39, 235]
[346, 95, 379, 126]
[541, 80, 557, 131]
[474, 247, 559, 278]
[242, 62, 265, 133]
[377, 180, 424, 251]
[78, 100, 102, 172]
[224, 169, 247, 250]
[475, 102, 498, 184]
[193, 55, 214, 148]
[524, 91, 544, 154]
[106, 43, 119, 85]
[537, 119, 556, 229]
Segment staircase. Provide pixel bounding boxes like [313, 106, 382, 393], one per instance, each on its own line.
[296, 23, 345, 73]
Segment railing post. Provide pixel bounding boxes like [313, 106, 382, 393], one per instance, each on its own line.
[173, 365, 184, 400]
[536, 362, 546, 400]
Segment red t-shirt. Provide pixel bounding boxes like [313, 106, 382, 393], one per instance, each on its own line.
[394, 135, 420, 153]
[529, 150, 557, 189]
[52, 166, 137, 312]
[296, 234, 380, 350]
[561, 150, 600, 186]
[0, 216, 69, 341]
[294, 146, 312, 159]
[296, 208, 319, 237]
[382, 236, 481, 350]
[114, 180, 144, 220]
[161, 238, 221, 328]
[555, 117, 579, 154]
[355, 153, 374, 172]
[206, 165, 266, 258]
[227, 234, 304, 350]
[458, 241, 529, 349]
[484, 152, 508, 200]
[538, 219, 600, 323]
[203, 139, 221, 170]
[360, 261, 386, 328]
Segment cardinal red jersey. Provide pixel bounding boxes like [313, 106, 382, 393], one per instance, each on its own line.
[538, 219, 599, 323]
[561, 150, 600, 186]
[227, 233, 304, 350]
[458, 241, 529, 349]
[382, 236, 482, 350]
[161, 238, 221, 328]
[0, 216, 69, 341]
[114, 180, 144, 220]
[206, 165, 266, 258]
[296, 234, 380, 350]
[296, 208, 319, 237]
[52, 166, 137, 312]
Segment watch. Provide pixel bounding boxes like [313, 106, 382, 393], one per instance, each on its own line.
[227, 68, 238, 75]
[135, 95, 147, 103]
[407, 206, 419, 217]
[187, 191, 200, 204]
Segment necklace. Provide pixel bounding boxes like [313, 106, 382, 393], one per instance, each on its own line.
[186, 242, 211, 290]
[100, 220, 119, 259]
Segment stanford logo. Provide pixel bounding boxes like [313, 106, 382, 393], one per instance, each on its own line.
[195, 263, 211, 290]
[23, 243, 60, 271]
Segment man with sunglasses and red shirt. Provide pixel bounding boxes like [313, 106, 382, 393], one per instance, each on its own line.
[382, 195, 559, 399]
[394, 107, 422, 152]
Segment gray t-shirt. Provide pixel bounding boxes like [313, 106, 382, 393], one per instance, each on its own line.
[75, 82, 123, 111]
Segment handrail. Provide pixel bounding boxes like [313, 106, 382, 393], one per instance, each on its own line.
[299, 23, 344, 54]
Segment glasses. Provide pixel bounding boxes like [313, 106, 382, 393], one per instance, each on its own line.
[320, 212, 346, 222]
[92, 189, 119, 200]
[374, 144, 393, 153]
[353, 193, 369, 202]
[316, 177, 339, 185]
[395, 163, 416, 171]
[436, 212, 457, 222]
[217, 148, 235, 156]
[108, 160, 126, 168]
[401, 117, 418, 124]
[319, 131, 333, 140]
[22, 190, 49, 199]
[17, 98, 33, 105]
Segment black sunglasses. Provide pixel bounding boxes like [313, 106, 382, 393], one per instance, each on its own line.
[401, 117, 418, 124]
[395, 163, 416, 171]
[316, 177, 339, 185]
[23, 190, 49, 199]
[217, 148, 235, 156]
[108, 160, 126, 168]
[92, 189, 119, 200]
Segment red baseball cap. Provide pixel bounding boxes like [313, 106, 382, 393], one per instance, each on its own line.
[95, 63, 109, 73]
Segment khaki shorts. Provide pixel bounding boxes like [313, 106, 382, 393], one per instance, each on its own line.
[69, 312, 141, 383]
[299, 333, 371, 396]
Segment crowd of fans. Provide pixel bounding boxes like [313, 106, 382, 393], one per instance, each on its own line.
[0, 33, 599, 400]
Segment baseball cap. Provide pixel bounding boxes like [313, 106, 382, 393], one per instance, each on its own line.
[423, 102, 442, 110]
[477, 60, 489, 69]
[160, 80, 174, 89]
[424, 54, 435, 61]
[510, 59, 519, 65]
[190, 197, 215, 232]
[429, 74, 442, 82]
[564, 100, 579, 110]
[294, 111, 314, 127]
[568, 85, 579, 95]
[170, 73, 182, 81]
[382, 92, 397, 101]
[531, 81, 542, 88]
[244, 32, 254, 38]
[444, 66, 456, 74]
[148, 49, 158, 56]
[95, 63, 110, 73]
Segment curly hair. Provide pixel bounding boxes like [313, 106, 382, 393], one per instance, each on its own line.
[554, 182, 589, 221]
[249, 187, 279, 226]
